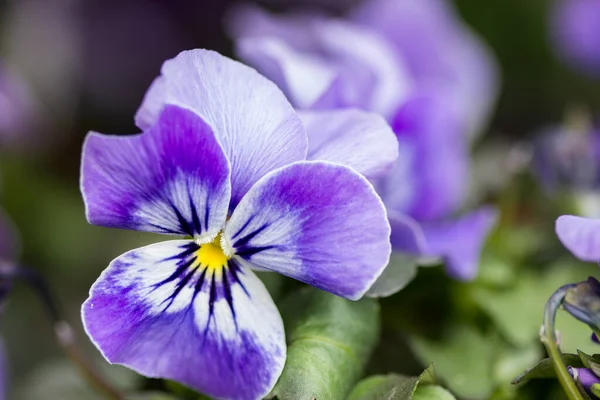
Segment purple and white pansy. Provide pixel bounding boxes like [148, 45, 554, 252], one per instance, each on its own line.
[81, 49, 396, 400]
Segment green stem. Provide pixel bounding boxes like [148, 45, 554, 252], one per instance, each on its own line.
[1, 263, 124, 400]
[541, 284, 585, 400]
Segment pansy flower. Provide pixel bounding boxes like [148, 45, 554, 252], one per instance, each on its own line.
[81, 49, 395, 400]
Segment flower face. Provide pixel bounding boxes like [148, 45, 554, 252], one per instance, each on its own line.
[81, 49, 393, 400]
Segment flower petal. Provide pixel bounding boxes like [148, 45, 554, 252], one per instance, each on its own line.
[236, 37, 337, 109]
[135, 49, 308, 208]
[301, 109, 398, 179]
[420, 207, 498, 281]
[388, 211, 426, 255]
[352, 0, 499, 137]
[228, 5, 412, 118]
[81, 105, 230, 238]
[224, 161, 391, 300]
[82, 240, 285, 400]
[556, 215, 600, 261]
[389, 95, 469, 220]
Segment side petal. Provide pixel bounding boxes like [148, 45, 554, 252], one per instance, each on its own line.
[82, 240, 285, 400]
[421, 207, 498, 281]
[224, 161, 391, 300]
[81, 105, 230, 238]
[301, 109, 399, 179]
[556, 215, 600, 261]
[134, 49, 308, 208]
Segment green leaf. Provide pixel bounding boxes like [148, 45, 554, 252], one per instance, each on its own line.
[366, 253, 419, 298]
[493, 343, 543, 385]
[408, 325, 495, 399]
[471, 261, 600, 350]
[347, 365, 436, 400]
[511, 354, 583, 386]
[412, 386, 456, 400]
[267, 287, 380, 400]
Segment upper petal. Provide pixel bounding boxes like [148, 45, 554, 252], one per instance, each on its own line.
[556, 215, 600, 262]
[420, 207, 498, 281]
[81, 105, 230, 238]
[352, 0, 499, 137]
[135, 49, 308, 208]
[228, 5, 413, 118]
[301, 109, 399, 179]
[224, 161, 391, 300]
[82, 240, 285, 400]
[236, 37, 338, 109]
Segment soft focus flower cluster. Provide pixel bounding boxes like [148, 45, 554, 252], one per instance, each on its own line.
[227, 0, 500, 283]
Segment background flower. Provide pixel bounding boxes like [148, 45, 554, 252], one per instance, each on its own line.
[550, 0, 600, 79]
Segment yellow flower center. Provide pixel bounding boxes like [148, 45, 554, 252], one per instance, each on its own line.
[196, 233, 230, 271]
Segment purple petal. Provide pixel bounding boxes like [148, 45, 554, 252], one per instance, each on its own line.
[388, 211, 427, 255]
[81, 105, 230, 239]
[135, 49, 307, 208]
[388, 95, 469, 221]
[352, 0, 499, 136]
[228, 5, 412, 118]
[301, 109, 398, 179]
[550, 0, 600, 77]
[569, 367, 600, 392]
[556, 215, 600, 261]
[224, 161, 391, 300]
[236, 37, 338, 109]
[420, 207, 498, 281]
[83, 240, 285, 400]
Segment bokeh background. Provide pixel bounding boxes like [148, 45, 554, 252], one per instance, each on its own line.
[1, 0, 599, 399]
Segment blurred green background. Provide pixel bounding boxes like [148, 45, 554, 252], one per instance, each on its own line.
[0, 0, 599, 399]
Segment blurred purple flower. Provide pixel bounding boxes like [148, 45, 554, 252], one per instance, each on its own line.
[352, 0, 499, 137]
[81, 49, 394, 399]
[550, 0, 600, 78]
[227, 3, 498, 284]
[532, 124, 600, 193]
[376, 95, 498, 281]
[0, 63, 37, 143]
[228, 4, 412, 120]
[569, 367, 600, 398]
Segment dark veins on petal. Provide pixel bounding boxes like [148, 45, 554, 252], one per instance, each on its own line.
[152, 242, 249, 332]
